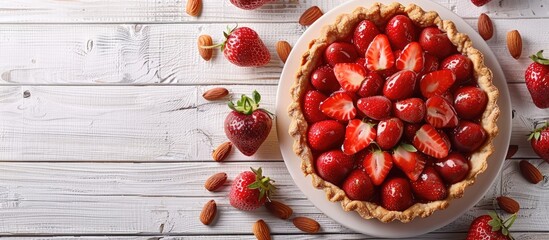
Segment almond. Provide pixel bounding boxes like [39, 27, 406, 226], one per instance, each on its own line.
[275, 41, 292, 63]
[292, 216, 320, 233]
[496, 196, 520, 214]
[478, 13, 493, 40]
[204, 172, 228, 191]
[265, 200, 293, 219]
[299, 6, 323, 26]
[506, 145, 519, 159]
[252, 219, 271, 240]
[212, 142, 232, 162]
[202, 87, 229, 101]
[506, 30, 522, 59]
[197, 35, 213, 61]
[199, 200, 217, 225]
[186, 0, 202, 17]
[519, 160, 543, 184]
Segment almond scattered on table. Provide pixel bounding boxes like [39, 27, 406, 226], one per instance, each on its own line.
[265, 200, 293, 219]
[199, 199, 217, 225]
[276, 41, 292, 63]
[186, 0, 202, 17]
[197, 34, 213, 61]
[252, 219, 271, 240]
[292, 216, 320, 233]
[204, 172, 228, 191]
[299, 6, 323, 26]
[506, 30, 522, 59]
[203, 87, 229, 101]
[212, 142, 232, 162]
[496, 196, 520, 214]
[478, 13, 493, 40]
[506, 145, 519, 159]
[519, 160, 543, 184]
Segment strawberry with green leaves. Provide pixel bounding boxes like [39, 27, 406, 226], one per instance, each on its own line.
[229, 167, 276, 211]
[466, 212, 516, 240]
[207, 26, 271, 67]
[529, 122, 549, 163]
[525, 50, 549, 109]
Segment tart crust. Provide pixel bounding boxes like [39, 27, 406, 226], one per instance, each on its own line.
[288, 2, 500, 223]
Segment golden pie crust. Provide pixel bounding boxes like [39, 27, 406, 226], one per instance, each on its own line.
[288, 2, 500, 223]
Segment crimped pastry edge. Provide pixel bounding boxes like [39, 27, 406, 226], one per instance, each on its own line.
[287, 2, 500, 223]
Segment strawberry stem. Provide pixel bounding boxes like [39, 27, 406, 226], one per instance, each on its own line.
[247, 167, 277, 201]
[528, 121, 548, 141]
[530, 50, 549, 65]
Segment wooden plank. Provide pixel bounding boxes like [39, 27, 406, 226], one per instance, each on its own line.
[0, 19, 547, 85]
[456, 0, 548, 19]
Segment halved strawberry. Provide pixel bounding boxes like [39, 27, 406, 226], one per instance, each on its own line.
[366, 34, 395, 71]
[425, 96, 459, 128]
[412, 124, 450, 159]
[396, 42, 424, 73]
[320, 92, 357, 121]
[343, 119, 376, 155]
[420, 69, 456, 98]
[334, 63, 367, 92]
[392, 144, 426, 181]
[362, 150, 394, 185]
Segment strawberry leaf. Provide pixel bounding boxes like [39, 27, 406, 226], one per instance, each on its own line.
[401, 143, 417, 152]
[246, 167, 277, 201]
[530, 50, 549, 65]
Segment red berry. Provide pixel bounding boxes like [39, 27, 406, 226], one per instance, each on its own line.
[413, 124, 450, 159]
[396, 42, 424, 73]
[376, 118, 404, 150]
[230, 0, 270, 10]
[425, 95, 459, 128]
[466, 213, 515, 240]
[366, 34, 395, 71]
[420, 69, 456, 98]
[383, 70, 417, 100]
[441, 54, 474, 84]
[419, 27, 455, 59]
[470, 0, 492, 7]
[320, 91, 357, 121]
[393, 144, 427, 181]
[357, 72, 383, 98]
[434, 152, 471, 184]
[453, 86, 488, 120]
[363, 150, 394, 186]
[302, 90, 328, 123]
[450, 121, 487, 153]
[316, 150, 355, 185]
[353, 20, 381, 56]
[525, 51, 549, 109]
[343, 120, 376, 155]
[311, 65, 341, 94]
[342, 169, 376, 201]
[418, 53, 440, 79]
[229, 168, 275, 211]
[223, 27, 271, 67]
[385, 15, 418, 50]
[404, 123, 422, 142]
[411, 166, 448, 202]
[357, 96, 392, 120]
[381, 178, 414, 211]
[334, 63, 368, 92]
[529, 123, 549, 163]
[325, 42, 359, 67]
[307, 120, 345, 152]
[394, 98, 426, 123]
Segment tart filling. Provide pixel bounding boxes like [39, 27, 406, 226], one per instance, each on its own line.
[288, 2, 499, 223]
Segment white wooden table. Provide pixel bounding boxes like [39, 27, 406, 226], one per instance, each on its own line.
[0, 0, 548, 239]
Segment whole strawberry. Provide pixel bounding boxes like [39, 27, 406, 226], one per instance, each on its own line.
[529, 122, 549, 163]
[211, 26, 271, 67]
[229, 167, 276, 211]
[471, 0, 492, 6]
[466, 212, 516, 240]
[525, 50, 549, 108]
[225, 90, 273, 156]
[230, 0, 270, 10]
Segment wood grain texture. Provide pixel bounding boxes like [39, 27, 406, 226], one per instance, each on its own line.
[456, 0, 548, 18]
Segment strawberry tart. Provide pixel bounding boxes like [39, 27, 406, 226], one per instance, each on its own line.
[288, 2, 499, 222]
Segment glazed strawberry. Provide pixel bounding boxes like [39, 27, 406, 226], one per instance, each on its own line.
[311, 65, 341, 94]
[325, 42, 359, 66]
[320, 91, 357, 121]
[357, 72, 383, 98]
[420, 69, 456, 98]
[404, 123, 422, 142]
[216, 26, 271, 67]
[393, 144, 426, 181]
[413, 124, 450, 158]
[230, 0, 270, 10]
[302, 90, 328, 123]
[316, 150, 355, 185]
[343, 119, 376, 155]
[363, 150, 394, 185]
[450, 121, 487, 153]
[229, 167, 276, 211]
[334, 63, 368, 92]
[411, 166, 448, 201]
[466, 212, 515, 240]
[470, 0, 492, 7]
[441, 54, 474, 84]
[353, 20, 381, 55]
[366, 34, 395, 71]
[440, 91, 455, 105]
[357, 96, 392, 120]
[356, 58, 367, 68]
[434, 152, 470, 184]
[381, 177, 414, 211]
[225, 91, 273, 156]
[385, 15, 418, 50]
[453, 86, 488, 120]
[417, 53, 440, 80]
[376, 118, 404, 150]
[525, 50, 549, 108]
[419, 27, 455, 59]
[394, 98, 426, 123]
[383, 70, 417, 100]
[396, 42, 424, 72]
[307, 120, 345, 152]
[342, 169, 376, 201]
[425, 95, 459, 128]
[528, 122, 549, 162]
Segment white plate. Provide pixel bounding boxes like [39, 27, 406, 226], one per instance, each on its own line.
[275, 0, 512, 238]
